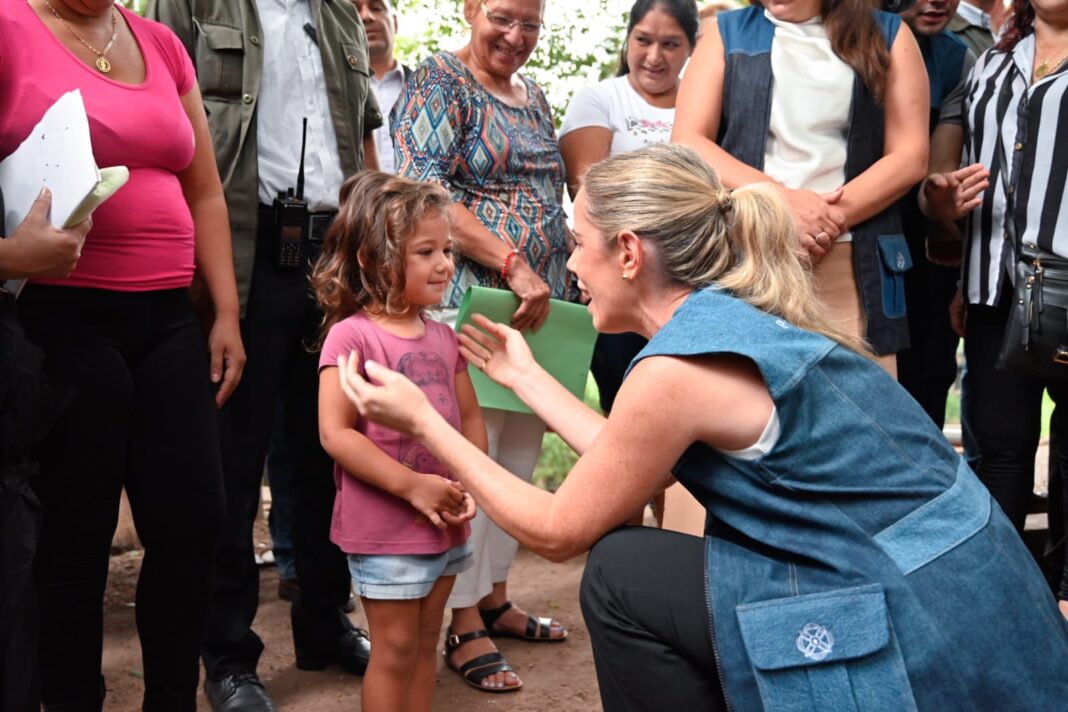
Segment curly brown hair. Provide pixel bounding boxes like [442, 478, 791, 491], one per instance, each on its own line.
[311, 171, 453, 344]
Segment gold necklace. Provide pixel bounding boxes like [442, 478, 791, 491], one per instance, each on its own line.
[1034, 43, 1068, 80]
[42, 0, 118, 74]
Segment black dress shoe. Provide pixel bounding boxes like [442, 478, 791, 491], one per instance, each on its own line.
[204, 671, 277, 712]
[295, 627, 371, 675]
[278, 577, 356, 613]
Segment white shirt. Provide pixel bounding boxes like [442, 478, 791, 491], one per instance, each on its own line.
[763, 11, 853, 241]
[254, 0, 344, 210]
[371, 63, 405, 175]
[957, 1, 996, 36]
[558, 75, 675, 154]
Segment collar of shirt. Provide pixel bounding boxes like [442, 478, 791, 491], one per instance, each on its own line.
[371, 62, 405, 89]
[1010, 32, 1036, 80]
[254, 0, 345, 210]
[957, 2, 993, 32]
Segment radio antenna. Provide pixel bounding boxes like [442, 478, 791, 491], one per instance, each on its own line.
[295, 117, 308, 201]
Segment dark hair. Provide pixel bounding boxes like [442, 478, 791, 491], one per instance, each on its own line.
[996, 0, 1033, 52]
[819, 0, 892, 104]
[311, 171, 452, 343]
[616, 0, 700, 76]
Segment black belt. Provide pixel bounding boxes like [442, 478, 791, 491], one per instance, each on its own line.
[257, 204, 338, 243]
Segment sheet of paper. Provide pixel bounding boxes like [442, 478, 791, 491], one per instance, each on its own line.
[454, 286, 598, 414]
[0, 89, 99, 234]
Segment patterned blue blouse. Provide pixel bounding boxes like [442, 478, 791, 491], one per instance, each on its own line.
[392, 51, 570, 308]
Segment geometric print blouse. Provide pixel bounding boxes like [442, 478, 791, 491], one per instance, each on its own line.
[392, 51, 571, 308]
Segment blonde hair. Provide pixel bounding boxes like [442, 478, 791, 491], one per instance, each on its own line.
[311, 171, 452, 344]
[581, 144, 868, 353]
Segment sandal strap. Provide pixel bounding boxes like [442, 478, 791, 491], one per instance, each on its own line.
[526, 615, 557, 639]
[445, 627, 491, 650]
[458, 651, 514, 676]
[458, 652, 515, 686]
[478, 600, 514, 630]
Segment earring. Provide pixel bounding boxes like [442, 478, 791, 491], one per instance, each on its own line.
[622, 274, 631, 281]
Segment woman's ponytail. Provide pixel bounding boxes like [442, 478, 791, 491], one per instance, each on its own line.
[717, 185, 868, 353]
[582, 144, 869, 354]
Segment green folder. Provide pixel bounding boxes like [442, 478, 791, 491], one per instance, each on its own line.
[454, 286, 597, 414]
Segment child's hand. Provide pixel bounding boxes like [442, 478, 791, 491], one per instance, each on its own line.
[407, 475, 466, 530]
[442, 491, 477, 527]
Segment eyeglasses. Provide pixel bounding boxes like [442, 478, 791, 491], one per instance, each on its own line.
[480, 3, 543, 36]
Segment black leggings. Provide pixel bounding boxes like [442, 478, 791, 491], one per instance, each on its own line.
[18, 285, 225, 712]
[580, 527, 728, 712]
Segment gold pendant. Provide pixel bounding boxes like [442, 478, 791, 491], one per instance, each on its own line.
[95, 56, 112, 73]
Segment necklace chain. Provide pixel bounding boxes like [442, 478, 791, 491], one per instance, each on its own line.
[1034, 40, 1068, 79]
[42, 0, 118, 74]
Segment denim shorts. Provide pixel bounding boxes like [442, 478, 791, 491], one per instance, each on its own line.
[347, 541, 473, 600]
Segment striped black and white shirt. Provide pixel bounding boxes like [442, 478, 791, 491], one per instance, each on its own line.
[962, 33, 1068, 305]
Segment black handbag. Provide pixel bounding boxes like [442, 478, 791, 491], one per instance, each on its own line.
[997, 242, 1068, 380]
[994, 135, 1068, 380]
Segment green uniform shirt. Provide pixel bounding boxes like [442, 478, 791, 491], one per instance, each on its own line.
[147, 0, 383, 311]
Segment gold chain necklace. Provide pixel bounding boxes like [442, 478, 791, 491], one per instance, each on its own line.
[1034, 43, 1068, 80]
[42, 0, 118, 74]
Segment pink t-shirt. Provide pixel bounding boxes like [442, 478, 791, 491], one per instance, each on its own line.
[319, 313, 471, 555]
[0, 0, 197, 291]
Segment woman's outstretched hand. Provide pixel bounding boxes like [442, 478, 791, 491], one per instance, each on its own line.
[337, 351, 434, 437]
[458, 313, 536, 390]
[922, 163, 989, 224]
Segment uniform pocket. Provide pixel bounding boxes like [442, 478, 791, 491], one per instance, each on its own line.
[194, 21, 245, 100]
[876, 234, 912, 319]
[736, 584, 917, 712]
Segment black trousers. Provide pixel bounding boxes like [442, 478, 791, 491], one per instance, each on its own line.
[201, 219, 352, 679]
[0, 292, 49, 712]
[18, 286, 226, 712]
[963, 290, 1068, 597]
[897, 243, 960, 429]
[580, 527, 728, 712]
[590, 333, 648, 413]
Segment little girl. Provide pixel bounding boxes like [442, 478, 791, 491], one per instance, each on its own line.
[312, 171, 486, 712]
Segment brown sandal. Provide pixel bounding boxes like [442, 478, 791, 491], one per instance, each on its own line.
[479, 600, 568, 642]
[443, 627, 523, 693]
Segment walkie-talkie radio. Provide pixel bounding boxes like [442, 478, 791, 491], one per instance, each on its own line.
[272, 117, 310, 268]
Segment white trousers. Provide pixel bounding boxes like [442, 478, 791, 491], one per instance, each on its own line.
[446, 407, 546, 608]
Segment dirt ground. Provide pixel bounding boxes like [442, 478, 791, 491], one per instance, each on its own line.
[102, 514, 600, 711]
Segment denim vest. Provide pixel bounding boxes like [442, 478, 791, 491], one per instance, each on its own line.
[635, 288, 1068, 711]
[716, 7, 910, 355]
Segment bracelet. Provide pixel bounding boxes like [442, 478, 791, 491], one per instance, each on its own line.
[500, 247, 520, 280]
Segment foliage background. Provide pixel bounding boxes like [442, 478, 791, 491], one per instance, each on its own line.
[121, 0, 634, 124]
[392, 0, 631, 123]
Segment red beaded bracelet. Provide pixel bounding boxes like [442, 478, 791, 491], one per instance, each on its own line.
[501, 248, 520, 280]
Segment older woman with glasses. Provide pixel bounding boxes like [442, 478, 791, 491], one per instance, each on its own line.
[391, 0, 569, 694]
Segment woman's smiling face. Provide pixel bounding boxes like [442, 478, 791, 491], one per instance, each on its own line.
[567, 191, 633, 334]
[625, 5, 693, 103]
[466, 0, 544, 81]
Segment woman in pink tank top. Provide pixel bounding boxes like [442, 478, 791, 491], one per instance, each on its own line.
[0, 1, 244, 708]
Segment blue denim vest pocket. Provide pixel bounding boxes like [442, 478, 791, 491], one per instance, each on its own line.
[736, 584, 918, 711]
[876, 234, 913, 319]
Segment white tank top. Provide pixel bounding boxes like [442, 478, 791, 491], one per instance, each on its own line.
[762, 10, 853, 242]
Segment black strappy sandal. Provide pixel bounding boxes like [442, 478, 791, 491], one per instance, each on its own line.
[479, 600, 569, 642]
[443, 628, 523, 693]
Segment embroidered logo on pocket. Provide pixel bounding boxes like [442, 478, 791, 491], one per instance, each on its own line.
[796, 623, 835, 661]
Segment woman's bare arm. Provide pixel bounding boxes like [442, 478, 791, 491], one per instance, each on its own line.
[339, 350, 773, 561]
[834, 24, 930, 227]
